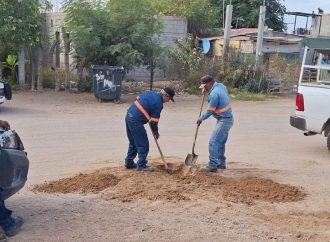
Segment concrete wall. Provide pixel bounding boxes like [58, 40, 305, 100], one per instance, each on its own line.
[262, 42, 301, 53]
[45, 12, 75, 69]
[310, 14, 330, 36]
[125, 16, 187, 82]
[44, 13, 187, 81]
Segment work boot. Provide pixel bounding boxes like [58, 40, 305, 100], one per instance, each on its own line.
[199, 166, 217, 173]
[0, 228, 7, 242]
[2, 216, 24, 237]
[125, 163, 137, 169]
[217, 165, 226, 170]
[136, 166, 155, 172]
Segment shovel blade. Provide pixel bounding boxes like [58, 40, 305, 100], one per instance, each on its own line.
[185, 153, 199, 167]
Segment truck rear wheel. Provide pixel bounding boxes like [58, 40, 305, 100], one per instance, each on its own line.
[327, 134, 330, 152]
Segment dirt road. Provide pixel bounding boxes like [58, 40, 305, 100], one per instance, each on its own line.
[1, 91, 329, 241]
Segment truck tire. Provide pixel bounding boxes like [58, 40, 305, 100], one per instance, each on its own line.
[4, 83, 12, 100]
[327, 134, 330, 152]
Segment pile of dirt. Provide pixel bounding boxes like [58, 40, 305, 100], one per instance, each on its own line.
[32, 161, 306, 204]
[222, 176, 304, 205]
[32, 172, 120, 194]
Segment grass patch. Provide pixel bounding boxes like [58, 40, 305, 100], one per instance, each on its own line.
[230, 89, 278, 101]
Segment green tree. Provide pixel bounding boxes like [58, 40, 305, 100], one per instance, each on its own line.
[2, 55, 18, 83]
[63, 0, 164, 82]
[209, 0, 286, 31]
[62, 0, 110, 72]
[152, 0, 219, 37]
[106, 0, 162, 69]
[0, 0, 51, 89]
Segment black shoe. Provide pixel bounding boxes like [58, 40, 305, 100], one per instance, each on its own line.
[217, 165, 226, 170]
[3, 216, 24, 237]
[0, 229, 6, 242]
[136, 166, 155, 172]
[125, 163, 137, 169]
[199, 166, 217, 173]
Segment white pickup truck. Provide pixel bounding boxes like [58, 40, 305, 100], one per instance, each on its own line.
[290, 37, 330, 152]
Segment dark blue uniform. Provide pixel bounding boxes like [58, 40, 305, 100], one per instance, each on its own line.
[125, 91, 163, 169]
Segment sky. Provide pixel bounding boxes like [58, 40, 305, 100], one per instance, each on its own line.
[283, 0, 330, 33]
[50, 0, 330, 32]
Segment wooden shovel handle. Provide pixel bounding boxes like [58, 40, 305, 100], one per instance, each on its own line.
[192, 91, 206, 153]
[149, 123, 169, 170]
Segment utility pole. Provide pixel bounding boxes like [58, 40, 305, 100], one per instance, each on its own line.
[222, 3, 233, 63]
[255, 1, 266, 66]
[222, 0, 225, 29]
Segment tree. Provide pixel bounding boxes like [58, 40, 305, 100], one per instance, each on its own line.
[209, 0, 286, 31]
[152, 0, 220, 37]
[106, 0, 163, 69]
[170, 34, 205, 80]
[62, 0, 163, 75]
[0, 0, 51, 89]
[2, 55, 18, 83]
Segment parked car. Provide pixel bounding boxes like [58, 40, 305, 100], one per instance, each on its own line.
[290, 37, 330, 152]
[0, 79, 12, 104]
[0, 130, 29, 200]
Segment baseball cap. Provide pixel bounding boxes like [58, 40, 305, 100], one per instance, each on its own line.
[199, 75, 214, 89]
[163, 87, 175, 102]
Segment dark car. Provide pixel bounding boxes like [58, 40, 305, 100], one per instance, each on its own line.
[0, 130, 29, 200]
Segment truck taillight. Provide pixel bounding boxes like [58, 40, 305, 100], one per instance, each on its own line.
[296, 93, 304, 111]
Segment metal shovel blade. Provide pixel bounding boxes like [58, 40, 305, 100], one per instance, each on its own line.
[184, 153, 199, 167]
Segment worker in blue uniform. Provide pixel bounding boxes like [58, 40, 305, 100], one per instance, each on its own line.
[197, 75, 233, 172]
[125, 87, 175, 172]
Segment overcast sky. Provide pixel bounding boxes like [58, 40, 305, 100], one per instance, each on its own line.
[50, 0, 330, 32]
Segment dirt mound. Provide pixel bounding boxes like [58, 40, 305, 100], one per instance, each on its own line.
[32, 172, 120, 194]
[32, 161, 306, 204]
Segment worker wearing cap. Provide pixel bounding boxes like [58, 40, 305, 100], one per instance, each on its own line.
[124, 87, 175, 172]
[197, 75, 233, 172]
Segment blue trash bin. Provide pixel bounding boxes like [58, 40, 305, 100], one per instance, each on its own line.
[91, 65, 125, 102]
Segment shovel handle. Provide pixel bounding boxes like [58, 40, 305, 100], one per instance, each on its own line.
[149, 123, 169, 170]
[192, 91, 206, 153]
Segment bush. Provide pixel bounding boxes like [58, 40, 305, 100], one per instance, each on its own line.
[245, 78, 268, 93]
[78, 76, 93, 92]
[43, 68, 56, 89]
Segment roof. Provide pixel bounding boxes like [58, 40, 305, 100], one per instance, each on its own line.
[285, 11, 322, 17]
[302, 37, 330, 49]
[248, 35, 303, 44]
[205, 28, 258, 40]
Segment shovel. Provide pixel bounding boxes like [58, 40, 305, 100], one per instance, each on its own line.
[185, 91, 206, 167]
[149, 123, 170, 173]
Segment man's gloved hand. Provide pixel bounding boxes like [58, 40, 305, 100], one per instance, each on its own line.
[154, 133, 160, 140]
[197, 119, 202, 126]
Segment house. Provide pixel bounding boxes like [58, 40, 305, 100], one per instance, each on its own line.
[200, 28, 303, 58]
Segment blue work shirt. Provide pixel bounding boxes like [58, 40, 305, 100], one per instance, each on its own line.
[199, 82, 232, 121]
[128, 91, 163, 134]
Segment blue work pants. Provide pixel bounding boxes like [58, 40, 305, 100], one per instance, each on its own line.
[125, 113, 149, 168]
[0, 199, 12, 230]
[208, 118, 234, 169]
